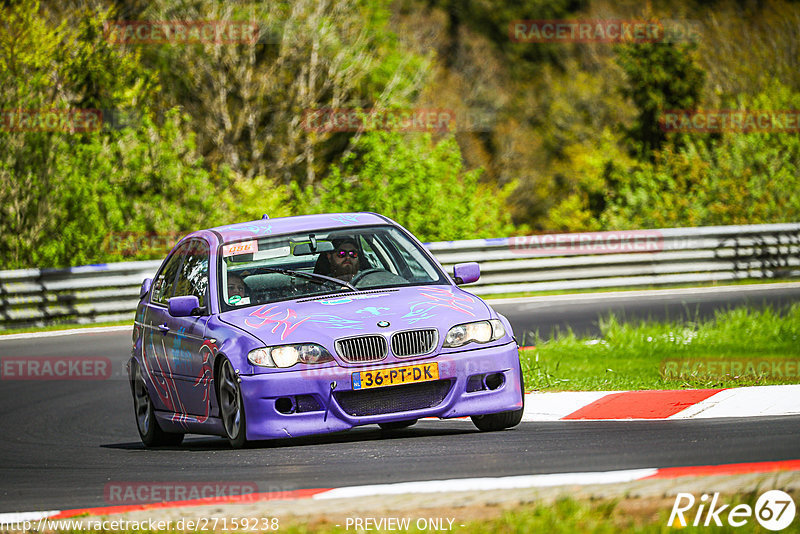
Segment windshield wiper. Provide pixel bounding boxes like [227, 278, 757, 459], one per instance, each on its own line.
[256, 267, 357, 291]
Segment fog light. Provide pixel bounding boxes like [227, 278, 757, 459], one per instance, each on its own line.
[275, 397, 295, 414]
[484, 373, 505, 390]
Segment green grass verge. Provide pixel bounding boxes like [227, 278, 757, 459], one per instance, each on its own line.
[519, 303, 800, 391]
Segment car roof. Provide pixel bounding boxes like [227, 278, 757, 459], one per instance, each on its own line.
[208, 212, 392, 244]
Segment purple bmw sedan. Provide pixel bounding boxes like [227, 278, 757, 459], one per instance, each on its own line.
[129, 212, 524, 448]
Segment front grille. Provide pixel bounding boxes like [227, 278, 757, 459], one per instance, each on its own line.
[334, 379, 452, 416]
[335, 335, 387, 363]
[296, 395, 322, 413]
[391, 329, 438, 357]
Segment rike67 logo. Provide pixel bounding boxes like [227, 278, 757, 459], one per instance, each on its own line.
[669, 490, 796, 530]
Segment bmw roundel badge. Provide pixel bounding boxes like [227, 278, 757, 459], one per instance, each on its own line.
[377, 321, 390, 328]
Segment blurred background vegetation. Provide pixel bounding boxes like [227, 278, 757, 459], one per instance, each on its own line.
[1, 0, 799, 268]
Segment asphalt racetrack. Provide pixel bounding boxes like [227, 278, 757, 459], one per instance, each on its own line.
[1, 284, 799, 513]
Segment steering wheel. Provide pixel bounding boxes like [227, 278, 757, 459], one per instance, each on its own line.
[349, 268, 407, 288]
[349, 268, 385, 287]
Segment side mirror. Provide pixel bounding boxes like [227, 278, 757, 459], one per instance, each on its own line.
[139, 278, 152, 299]
[453, 262, 480, 285]
[168, 295, 201, 317]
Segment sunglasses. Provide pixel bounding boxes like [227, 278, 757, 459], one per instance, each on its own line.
[335, 249, 358, 258]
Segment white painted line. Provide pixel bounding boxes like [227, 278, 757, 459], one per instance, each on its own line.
[487, 282, 800, 306]
[0, 325, 131, 341]
[670, 385, 800, 419]
[313, 468, 659, 500]
[0, 511, 60, 523]
[8, 458, 800, 519]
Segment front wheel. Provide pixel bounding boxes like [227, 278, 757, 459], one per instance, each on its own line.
[471, 370, 525, 432]
[132, 363, 184, 447]
[218, 358, 248, 448]
[471, 408, 523, 432]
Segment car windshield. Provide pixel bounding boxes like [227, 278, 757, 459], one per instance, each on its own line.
[219, 225, 446, 310]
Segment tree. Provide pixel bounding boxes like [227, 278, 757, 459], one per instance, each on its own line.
[0, 1, 286, 268]
[135, 0, 430, 187]
[295, 130, 518, 241]
[615, 40, 705, 156]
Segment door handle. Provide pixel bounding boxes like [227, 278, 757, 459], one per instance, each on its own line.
[158, 323, 170, 334]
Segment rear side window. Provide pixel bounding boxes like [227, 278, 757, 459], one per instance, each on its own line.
[151, 243, 187, 305]
[173, 239, 210, 308]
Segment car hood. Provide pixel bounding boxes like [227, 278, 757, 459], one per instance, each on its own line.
[218, 285, 491, 348]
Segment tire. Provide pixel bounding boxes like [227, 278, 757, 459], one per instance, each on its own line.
[132, 363, 184, 447]
[378, 419, 418, 431]
[470, 368, 525, 432]
[217, 358, 248, 449]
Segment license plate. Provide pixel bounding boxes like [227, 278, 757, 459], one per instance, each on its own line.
[352, 362, 439, 390]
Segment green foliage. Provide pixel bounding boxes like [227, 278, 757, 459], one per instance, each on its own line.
[4, 0, 800, 270]
[615, 41, 706, 155]
[295, 131, 518, 242]
[0, 1, 257, 268]
[136, 0, 431, 185]
[600, 83, 800, 229]
[698, 0, 800, 98]
[546, 128, 637, 231]
[420, 0, 587, 71]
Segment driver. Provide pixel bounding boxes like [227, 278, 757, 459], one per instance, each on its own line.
[326, 237, 360, 282]
[314, 237, 360, 282]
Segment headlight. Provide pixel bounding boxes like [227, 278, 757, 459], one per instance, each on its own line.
[247, 344, 334, 368]
[443, 319, 506, 348]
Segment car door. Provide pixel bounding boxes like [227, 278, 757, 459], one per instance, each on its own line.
[144, 244, 184, 376]
[165, 238, 213, 417]
[142, 242, 186, 412]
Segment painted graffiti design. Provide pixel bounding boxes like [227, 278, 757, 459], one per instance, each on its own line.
[142, 331, 217, 429]
[245, 305, 311, 339]
[403, 286, 476, 324]
[225, 223, 272, 236]
[329, 214, 361, 224]
[307, 314, 364, 330]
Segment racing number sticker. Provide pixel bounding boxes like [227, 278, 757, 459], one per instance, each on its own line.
[223, 240, 257, 257]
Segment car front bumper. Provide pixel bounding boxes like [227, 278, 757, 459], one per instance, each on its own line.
[239, 341, 523, 440]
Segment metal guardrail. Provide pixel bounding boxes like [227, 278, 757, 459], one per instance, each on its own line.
[1, 223, 799, 330]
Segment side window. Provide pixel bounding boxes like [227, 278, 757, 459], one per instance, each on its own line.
[150, 245, 186, 305]
[394, 244, 428, 278]
[173, 239, 210, 308]
[360, 235, 394, 273]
